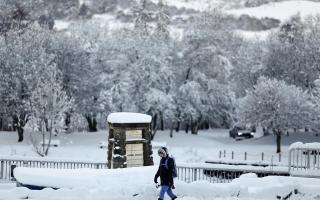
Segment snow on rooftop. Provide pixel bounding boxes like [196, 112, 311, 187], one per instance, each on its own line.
[226, 0, 320, 22]
[107, 112, 152, 124]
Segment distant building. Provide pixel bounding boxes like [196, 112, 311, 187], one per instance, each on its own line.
[107, 112, 154, 168]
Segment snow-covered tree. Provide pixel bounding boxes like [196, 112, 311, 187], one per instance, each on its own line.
[154, 0, 170, 40]
[309, 77, 320, 133]
[175, 11, 240, 133]
[0, 26, 55, 142]
[49, 22, 104, 132]
[264, 15, 320, 90]
[230, 40, 264, 97]
[96, 28, 175, 134]
[237, 77, 315, 153]
[27, 64, 73, 156]
[134, 0, 153, 35]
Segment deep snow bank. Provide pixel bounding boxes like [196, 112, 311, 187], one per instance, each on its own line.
[14, 166, 157, 189]
[11, 167, 320, 200]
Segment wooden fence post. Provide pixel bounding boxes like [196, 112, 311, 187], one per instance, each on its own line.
[262, 152, 264, 161]
[245, 152, 247, 160]
[232, 151, 234, 160]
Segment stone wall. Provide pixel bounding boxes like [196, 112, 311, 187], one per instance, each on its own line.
[107, 123, 154, 168]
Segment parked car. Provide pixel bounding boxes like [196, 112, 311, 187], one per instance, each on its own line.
[229, 125, 255, 139]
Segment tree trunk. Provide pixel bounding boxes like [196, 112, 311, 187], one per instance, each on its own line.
[151, 126, 158, 140]
[17, 127, 24, 142]
[85, 115, 98, 132]
[153, 113, 158, 131]
[159, 111, 164, 131]
[185, 123, 189, 134]
[175, 120, 180, 132]
[41, 120, 46, 156]
[170, 123, 174, 138]
[204, 121, 209, 129]
[276, 130, 282, 153]
[65, 112, 71, 133]
[45, 119, 53, 156]
[0, 116, 2, 131]
[92, 117, 97, 131]
[191, 121, 198, 135]
[13, 115, 25, 142]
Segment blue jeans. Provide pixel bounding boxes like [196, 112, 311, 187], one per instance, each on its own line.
[159, 185, 176, 200]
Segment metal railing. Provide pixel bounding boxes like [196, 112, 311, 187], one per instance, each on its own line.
[289, 144, 320, 177]
[176, 165, 289, 183]
[0, 158, 108, 181]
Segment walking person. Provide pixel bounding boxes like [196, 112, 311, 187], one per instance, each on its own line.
[154, 147, 177, 200]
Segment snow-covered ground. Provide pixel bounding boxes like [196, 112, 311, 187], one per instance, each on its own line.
[150, 0, 224, 12]
[1, 167, 320, 200]
[1, 130, 320, 199]
[1, 129, 320, 166]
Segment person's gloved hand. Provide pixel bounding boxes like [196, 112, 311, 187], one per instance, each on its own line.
[171, 185, 175, 190]
[154, 177, 158, 184]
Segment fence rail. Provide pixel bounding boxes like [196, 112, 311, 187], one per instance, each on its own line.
[218, 150, 286, 164]
[176, 165, 289, 183]
[289, 145, 320, 177]
[0, 159, 108, 181]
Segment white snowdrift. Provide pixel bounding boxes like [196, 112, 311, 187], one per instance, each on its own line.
[14, 166, 157, 189]
[9, 167, 320, 200]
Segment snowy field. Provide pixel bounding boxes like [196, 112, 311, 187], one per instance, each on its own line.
[149, 0, 224, 12]
[226, 0, 320, 22]
[1, 130, 320, 165]
[227, 0, 320, 40]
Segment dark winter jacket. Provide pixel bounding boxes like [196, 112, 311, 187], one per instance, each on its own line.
[154, 156, 174, 186]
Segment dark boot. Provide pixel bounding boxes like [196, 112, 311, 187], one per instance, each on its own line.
[172, 196, 177, 200]
[158, 199, 163, 200]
